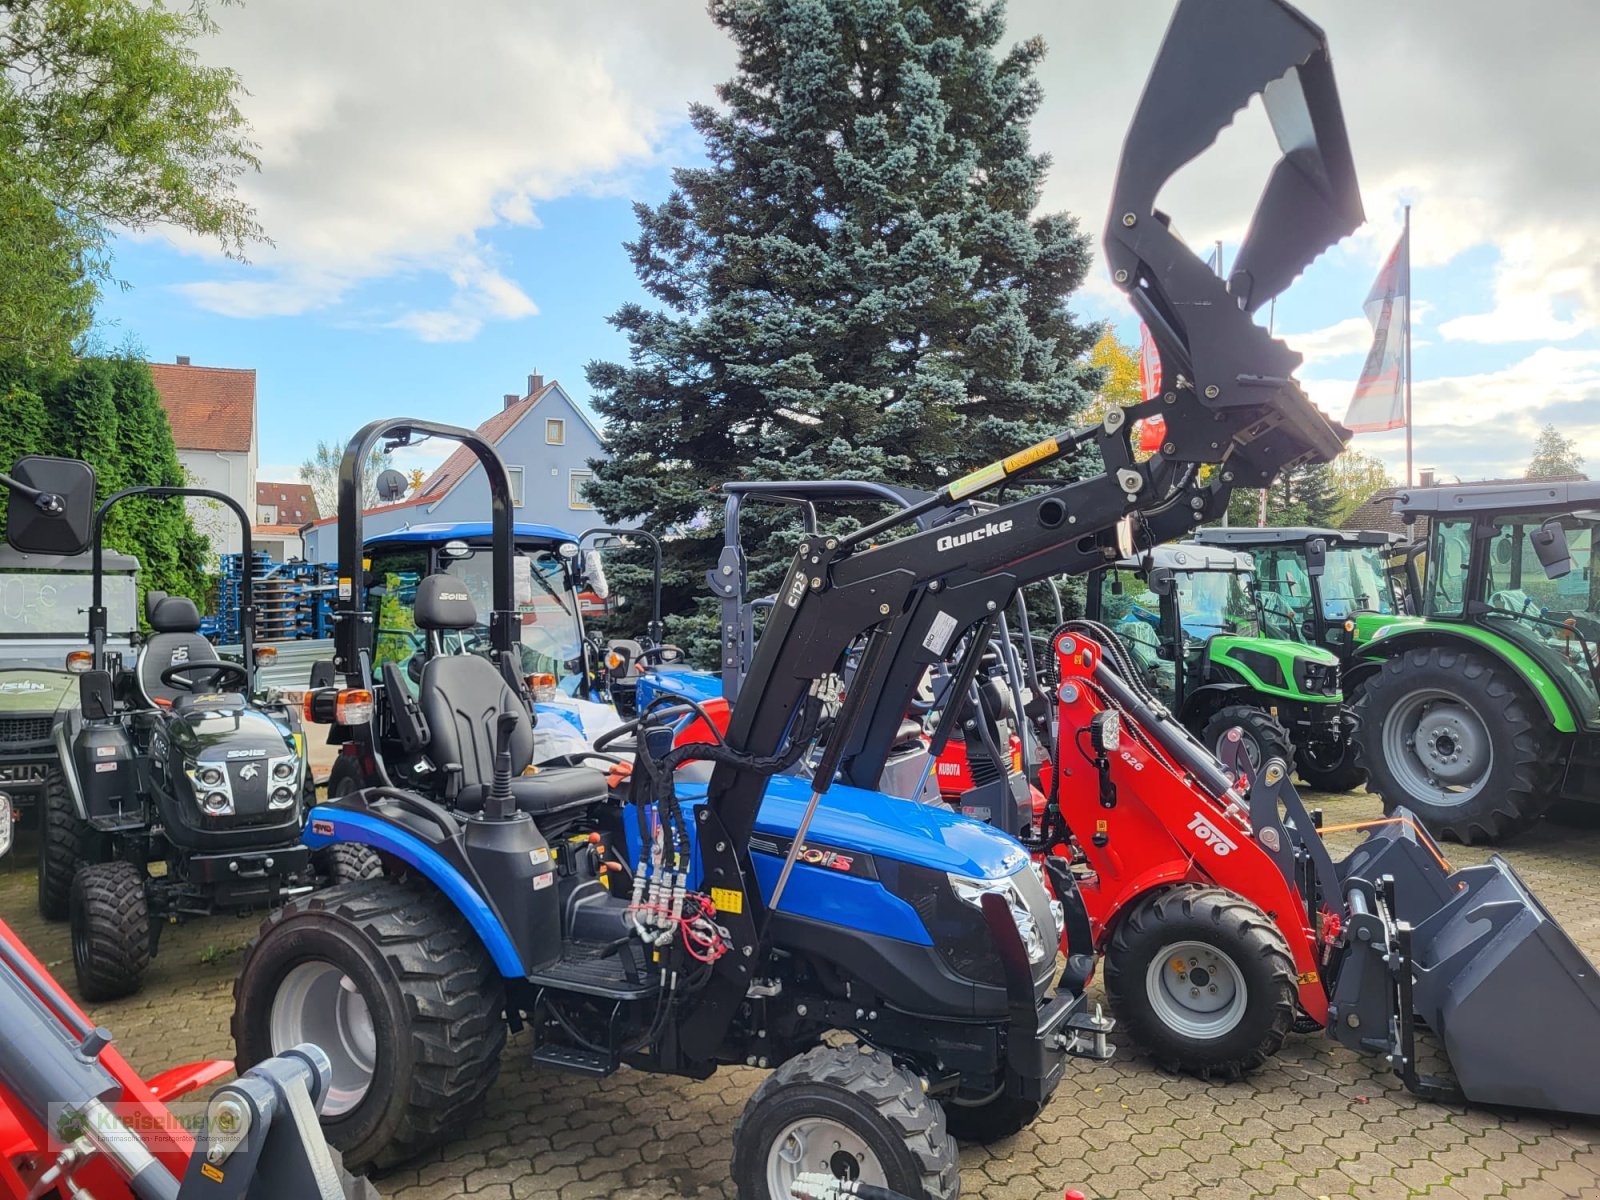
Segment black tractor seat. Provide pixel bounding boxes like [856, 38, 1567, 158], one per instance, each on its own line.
[138, 593, 224, 708]
[454, 769, 607, 819]
[408, 573, 608, 820]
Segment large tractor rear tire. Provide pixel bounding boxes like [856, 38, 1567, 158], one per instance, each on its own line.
[1353, 645, 1552, 843]
[730, 1044, 959, 1200]
[231, 879, 506, 1171]
[70, 862, 152, 1001]
[39, 769, 94, 921]
[1104, 884, 1296, 1081]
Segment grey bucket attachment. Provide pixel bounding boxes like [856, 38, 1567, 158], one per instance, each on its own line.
[1330, 811, 1600, 1115]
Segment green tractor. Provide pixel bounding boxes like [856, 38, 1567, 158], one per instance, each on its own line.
[1348, 480, 1600, 843]
[1085, 544, 1347, 783]
[1190, 525, 1417, 788]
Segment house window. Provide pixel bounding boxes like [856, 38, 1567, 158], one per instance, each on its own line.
[545, 418, 565, 445]
[568, 470, 594, 510]
[507, 466, 525, 508]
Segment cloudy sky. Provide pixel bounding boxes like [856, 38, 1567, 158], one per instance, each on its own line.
[95, 0, 1600, 489]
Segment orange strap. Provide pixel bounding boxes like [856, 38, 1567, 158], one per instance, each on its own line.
[1318, 816, 1453, 873]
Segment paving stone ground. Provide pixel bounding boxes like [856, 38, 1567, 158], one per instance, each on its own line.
[4, 782, 1599, 1199]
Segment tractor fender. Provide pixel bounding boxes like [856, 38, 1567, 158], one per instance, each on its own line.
[302, 806, 526, 977]
[1088, 863, 1202, 943]
[1351, 627, 1577, 733]
[1178, 681, 1255, 730]
[50, 715, 90, 822]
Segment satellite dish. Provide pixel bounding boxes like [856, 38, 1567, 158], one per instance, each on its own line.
[376, 469, 410, 503]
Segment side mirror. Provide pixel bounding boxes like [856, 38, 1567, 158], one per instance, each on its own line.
[1533, 520, 1573, 579]
[5, 456, 97, 556]
[1155, 643, 1175, 661]
[79, 669, 116, 722]
[1305, 538, 1327, 577]
[1110, 575, 1124, 597]
[1148, 566, 1175, 597]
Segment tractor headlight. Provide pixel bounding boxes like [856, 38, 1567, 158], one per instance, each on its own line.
[269, 786, 295, 808]
[946, 868, 1053, 966]
[272, 760, 296, 782]
[198, 766, 225, 788]
[202, 791, 232, 815]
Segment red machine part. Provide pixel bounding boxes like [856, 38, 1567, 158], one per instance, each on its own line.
[0, 917, 221, 1197]
[1042, 633, 1331, 1026]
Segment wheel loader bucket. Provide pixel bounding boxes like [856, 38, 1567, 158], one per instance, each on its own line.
[1330, 811, 1600, 1115]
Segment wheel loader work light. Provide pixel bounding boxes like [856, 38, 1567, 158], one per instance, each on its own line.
[1090, 711, 1122, 755]
[65, 650, 92, 673]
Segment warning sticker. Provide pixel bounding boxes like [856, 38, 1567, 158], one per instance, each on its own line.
[95, 745, 116, 758]
[94, 762, 117, 773]
[711, 887, 743, 915]
[529, 847, 550, 865]
[533, 873, 554, 890]
[202, 1163, 225, 1183]
[1003, 437, 1059, 474]
[947, 461, 1005, 501]
[923, 610, 958, 655]
[337, 577, 353, 600]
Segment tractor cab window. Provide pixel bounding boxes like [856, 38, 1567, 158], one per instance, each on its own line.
[1253, 548, 1314, 637]
[1425, 520, 1472, 618]
[0, 569, 136, 638]
[1096, 569, 1170, 703]
[1174, 570, 1259, 642]
[1321, 545, 1397, 621]
[1479, 512, 1600, 712]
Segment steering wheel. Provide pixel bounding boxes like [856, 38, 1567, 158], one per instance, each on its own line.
[160, 661, 249, 693]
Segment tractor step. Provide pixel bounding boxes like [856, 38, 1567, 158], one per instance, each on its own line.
[525, 943, 658, 1000]
[530, 1042, 618, 1078]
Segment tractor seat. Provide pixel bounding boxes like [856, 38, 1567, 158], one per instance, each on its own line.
[410, 574, 607, 820]
[138, 595, 222, 708]
[455, 769, 608, 818]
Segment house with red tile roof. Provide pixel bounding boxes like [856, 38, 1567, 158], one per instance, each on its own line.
[254, 482, 320, 562]
[301, 373, 618, 562]
[149, 356, 258, 557]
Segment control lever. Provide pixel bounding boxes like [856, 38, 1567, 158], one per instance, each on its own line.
[488, 711, 520, 820]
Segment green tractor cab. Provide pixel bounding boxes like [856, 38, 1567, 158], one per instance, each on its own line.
[1191, 525, 1417, 661]
[1086, 544, 1350, 785]
[1350, 481, 1600, 842]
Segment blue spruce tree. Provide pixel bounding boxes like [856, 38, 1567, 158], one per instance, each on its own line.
[587, 0, 1100, 655]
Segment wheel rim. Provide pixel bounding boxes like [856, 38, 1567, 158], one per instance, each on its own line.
[1145, 939, 1248, 1040]
[269, 961, 377, 1117]
[1381, 688, 1492, 807]
[765, 1116, 888, 1196]
[1215, 727, 1263, 771]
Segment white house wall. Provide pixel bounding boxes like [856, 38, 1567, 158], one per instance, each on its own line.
[178, 449, 254, 559]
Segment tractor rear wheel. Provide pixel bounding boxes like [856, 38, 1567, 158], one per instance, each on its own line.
[730, 1044, 959, 1200]
[231, 879, 506, 1171]
[1353, 646, 1552, 843]
[1104, 884, 1296, 1080]
[39, 769, 96, 921]
[1199, 705, 1294, 776]
[70, 861, 152, 1001]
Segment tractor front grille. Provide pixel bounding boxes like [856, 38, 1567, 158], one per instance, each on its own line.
[0, 717, 53, 747]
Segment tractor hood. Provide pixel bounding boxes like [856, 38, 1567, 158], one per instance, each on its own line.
[0, 665, 78, 717]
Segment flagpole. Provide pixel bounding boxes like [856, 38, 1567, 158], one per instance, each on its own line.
[1403, 204, 1413, 488]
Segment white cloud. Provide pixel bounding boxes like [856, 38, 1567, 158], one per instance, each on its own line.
[1283, 317, 1375, 366]
[152, 0, 736, 337]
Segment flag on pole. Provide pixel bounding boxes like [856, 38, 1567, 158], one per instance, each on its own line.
[1136, 323, 1166, 452]
[1344, 230, 1409, 432]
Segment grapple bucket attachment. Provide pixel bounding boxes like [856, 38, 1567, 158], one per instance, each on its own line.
[1330, 811, 1600, 1115]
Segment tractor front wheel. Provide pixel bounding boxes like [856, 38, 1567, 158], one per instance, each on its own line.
[70, 861, 152, 1001]
[1353, 646, 1552, 843]
[1104, 884, 1296, 1080]
[231, 879, 506, 1171]
[730, 1044, 959, 1200]
[1199, 705, 1294, 776]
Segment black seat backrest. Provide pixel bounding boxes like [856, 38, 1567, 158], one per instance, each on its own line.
[411, 575, 533, 795]
[139, 594, 220, 706]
